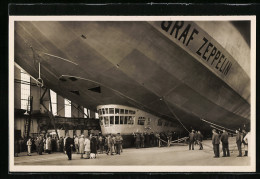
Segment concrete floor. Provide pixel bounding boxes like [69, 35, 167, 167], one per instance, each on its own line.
[14, 138, 250, 166]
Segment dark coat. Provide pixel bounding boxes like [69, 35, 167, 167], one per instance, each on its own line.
[212, 133, 220, 144]
[236, 132, 242, 144]
[197, 133, 203, 141]
[135, 134, 141, 142]
[189, 132, 195, 142]
[220, 132, 229, 143]
[194, 133, 198, 140]
[90, 137, 97, 154]
[65, 137, 74, 150]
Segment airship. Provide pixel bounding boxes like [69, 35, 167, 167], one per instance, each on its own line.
[14, 20, 251, 140]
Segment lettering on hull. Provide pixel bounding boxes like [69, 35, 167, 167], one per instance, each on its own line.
[161, 21, 233, 76]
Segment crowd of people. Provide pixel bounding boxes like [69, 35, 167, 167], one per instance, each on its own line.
[132, 131, 178, 148]
[14, 132, 125, 160]
[188, 128, 250, 158]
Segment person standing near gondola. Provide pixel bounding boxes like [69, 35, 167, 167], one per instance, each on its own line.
[38, 136, 44, 155]
[236, 129, 243, 157]
[220, 129, 230, 157]
[26, 138, 32, 156]
[90, 134, 97, 158]
[65, 135, 74, 160]
[79, 135, 85, 159]
[197, 131, 203, 150]
[212, 129, 220, 158]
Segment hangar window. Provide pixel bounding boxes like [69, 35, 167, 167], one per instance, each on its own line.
[120, 109, 124, 114]
[49, 90, 57, 115]
[120, 116, 124, 124]
[110, 116, 114, 125]
[109, 108, 114, 114]
[20, 70, 31, 111]
[84, 108, 89, 118]
[125, 110, 129, 114]
[157, 119, 162, 126]
[105, 108, 108, 114]
[138, 117, 145, 125]
[64, 99, 71, 117]
[115, 108, 119, 114]
[115, 116, 119, 124]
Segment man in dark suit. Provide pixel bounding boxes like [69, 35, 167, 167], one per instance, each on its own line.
[189, 130, 195, 150]
[212, 129, 220, 158]
[236, 129, 242, 157]
[197, 131, 203, 150]
[220, 129, 230, 157]
[65, 135, 74, 160]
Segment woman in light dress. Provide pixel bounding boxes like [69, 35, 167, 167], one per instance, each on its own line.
[78, 135, 85, 159]
[84, 136, 91, 159]
[243, 131, 250, 157]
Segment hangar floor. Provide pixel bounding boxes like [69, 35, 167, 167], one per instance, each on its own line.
[14, 137, 250, 166]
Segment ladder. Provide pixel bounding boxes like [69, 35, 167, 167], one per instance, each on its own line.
[24, 96, 33, 139]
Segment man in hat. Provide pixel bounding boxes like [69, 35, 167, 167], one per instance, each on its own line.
[236, 129, 243, 157]
[189, 130, 195, 150]
[220, 129, 230, 157]
[115, 133, 122, 155]
[197, 131, 204, 150]
[212, 129, 220, 158]
[65, 134, 74, 160]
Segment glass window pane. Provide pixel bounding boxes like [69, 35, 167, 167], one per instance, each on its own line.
[125, 110, 128, 114]
[98, 109, 102, 115]
[115, 116, 119, 124]
[138, 117, 145, 125]
[124, 116, 128, 124]
[115, 108, 119, 114]
[120, 109, 124, 114]
[131, 116, 135, 125]
[104, 117, 109, 126]
[105, 108, 108, 114]
[120, 116, 124, 124]
[102, 108, 105, 115]
[109, 108, 114, 114]
[129, 110, 136, 114]
[99, 117, 103, 125]
[110, 116, 114, 125]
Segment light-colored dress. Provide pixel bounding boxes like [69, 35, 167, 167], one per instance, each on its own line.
[79, 137, 85, 154]
[84, 138, 90, 152]
[244, 132, 250, 154]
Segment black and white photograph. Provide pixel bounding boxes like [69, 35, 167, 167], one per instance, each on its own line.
[8, 16, 256, 172]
